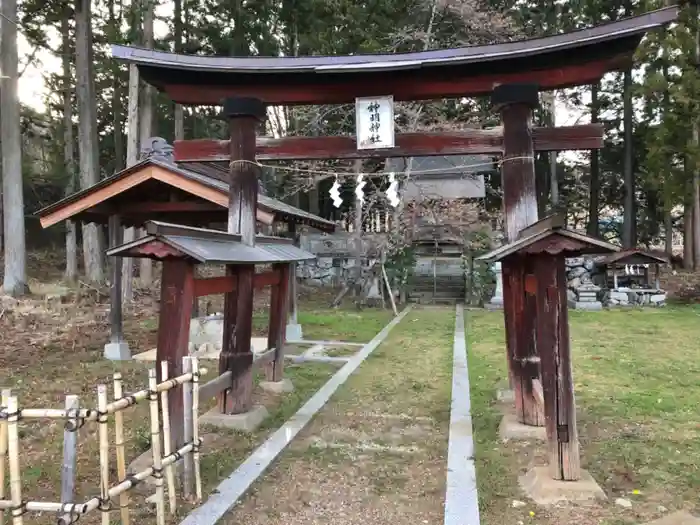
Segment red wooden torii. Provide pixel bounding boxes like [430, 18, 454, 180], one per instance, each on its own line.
[110, 5, 676, 487]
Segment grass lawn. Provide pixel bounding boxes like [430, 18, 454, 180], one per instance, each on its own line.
[219, 306, 455, 525]
[0, 289, 394, 525]
[467, 306, 700, 525]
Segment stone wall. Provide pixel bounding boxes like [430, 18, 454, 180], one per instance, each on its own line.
[565, 256, 666, 307]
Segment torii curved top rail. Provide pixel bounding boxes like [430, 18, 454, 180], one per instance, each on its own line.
[110, 6, 676, 106]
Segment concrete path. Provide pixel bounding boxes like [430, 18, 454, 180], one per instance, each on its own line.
[179, 306, 412, 525]
[444, 304, 481, 525]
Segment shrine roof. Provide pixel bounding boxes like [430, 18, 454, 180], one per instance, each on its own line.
[36, 156, 336, 232]
[596, 249, 668, 266]
[476, 216, 619, 262]
[110, 7, 676, 105]
[107, 221, 316, 264]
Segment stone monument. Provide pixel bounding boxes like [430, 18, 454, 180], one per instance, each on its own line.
[487, 261, 504, 310]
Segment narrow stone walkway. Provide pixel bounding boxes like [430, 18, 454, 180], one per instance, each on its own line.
[444, 304, 480, 525]
[216, 306, 456, 525]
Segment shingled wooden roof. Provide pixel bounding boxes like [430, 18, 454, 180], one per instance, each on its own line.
[36, 158, 336, 233]
[109, 7, 676, 105]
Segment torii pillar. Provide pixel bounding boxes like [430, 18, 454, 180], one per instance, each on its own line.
[492, 83, 544, 427]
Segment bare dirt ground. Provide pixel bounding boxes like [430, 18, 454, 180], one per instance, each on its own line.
[0, 251, 392, 524]
[219, 307, 456, 525]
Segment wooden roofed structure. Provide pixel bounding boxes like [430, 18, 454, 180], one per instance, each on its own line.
[36, 145, 336, 233]
[102, 5, 677, 506]
[478, 215, 618, 481]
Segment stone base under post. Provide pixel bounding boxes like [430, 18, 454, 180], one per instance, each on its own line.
[519, 466, 606, 505]
[285, 322, 303, 341]
[259, 378, 295, 394]
[104, 341, 131, 361]
[498, 412, 546, 442]
[199, 405, 269, 433]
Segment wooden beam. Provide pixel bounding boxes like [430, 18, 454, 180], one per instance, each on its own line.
[517, 213, 567, 240]
[156, 259, 195, 449]
[495, 84, 543, 428]
[219, 97, 266, 415]
[162, 55, 628, 106]
[193, 270, 280, 297]
[108, 215, 124, 345]
[114, 201, 223, 214]
[535, 255, 581, 481]
[173, 124, 603, 163]
[265, 263, 291, 382]
[199, 371, 233, 402]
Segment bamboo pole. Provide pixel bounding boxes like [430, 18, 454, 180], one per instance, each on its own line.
[181, 357, 194, 500]
[0, 370, 208, 422]
[0, 388, 10, 525]
[6, 396, 22, 525]
[97, 385, 110, 525]
[160, 362, 177, 514]
[148, 369, 165, 525]
[112, 373, 130, 525]
[60, 395, 79, 525]
[0, 443, 194, 515]
[191, 357, 202, 501]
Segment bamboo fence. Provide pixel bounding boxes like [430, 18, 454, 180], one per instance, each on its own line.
[0, 357, 205, 525]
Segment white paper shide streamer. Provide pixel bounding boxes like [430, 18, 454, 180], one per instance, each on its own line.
[355, 173, 366, 206]
[386, 172, 400, 207]
[329, 177, 342, 208]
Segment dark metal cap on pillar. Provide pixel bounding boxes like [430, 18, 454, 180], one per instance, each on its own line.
[222, 97, 267, 120]
[491, 83, 540, 111]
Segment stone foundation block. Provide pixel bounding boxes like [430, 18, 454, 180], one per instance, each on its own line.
[499, 413, 546, 442]
[519, 466, 606, 505]
[200, 405, 269, 433]
[259, 378, 295, 394]
[104, 341, 131, 361]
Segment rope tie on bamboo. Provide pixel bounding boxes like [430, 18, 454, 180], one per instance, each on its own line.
[96, 410, 108, 424]
[151, 467, 164, 480]
[121, 393, 139, 407]
[10, 500, 27, 518]
[98, 497, 113, 512]
[64, 407, 87, 432]
[192, 437, 203, 453]
[0, 409, 21, 421]
[56, 503, 84, 525]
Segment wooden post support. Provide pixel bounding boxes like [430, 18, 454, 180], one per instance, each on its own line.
[284, 222, 305, 341]
[265, 263, 291, 382]
[156, 259, 195, 449]
[108, 215, 124, 344]
[105, 215, 130, 360]
[534, 255, 580, 481]
[492, 84, 542, 427]
[220, 96, 266, 415]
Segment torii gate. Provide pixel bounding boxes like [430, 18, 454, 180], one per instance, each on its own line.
[111, 5, 676, 484]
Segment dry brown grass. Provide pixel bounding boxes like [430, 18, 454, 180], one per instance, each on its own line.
[0, 282, 391, 524]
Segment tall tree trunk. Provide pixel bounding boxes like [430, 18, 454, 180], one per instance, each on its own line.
[664, 208, 673, 257]
[75, 0, 105, 283]
[174, 0, 185, 141]
[122, 65, 140, 301]
[684, 197, 694, 269]
[545, 91, 559, 208]
[109, 0, 125, 173]
[622, 69, 635, 248]
[587, 82, 600, 237]
[693, 9, 700, 271]
[138, 0, 155, 287]
[62, 14, 78, 282]
[1, 0, 28, 295]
